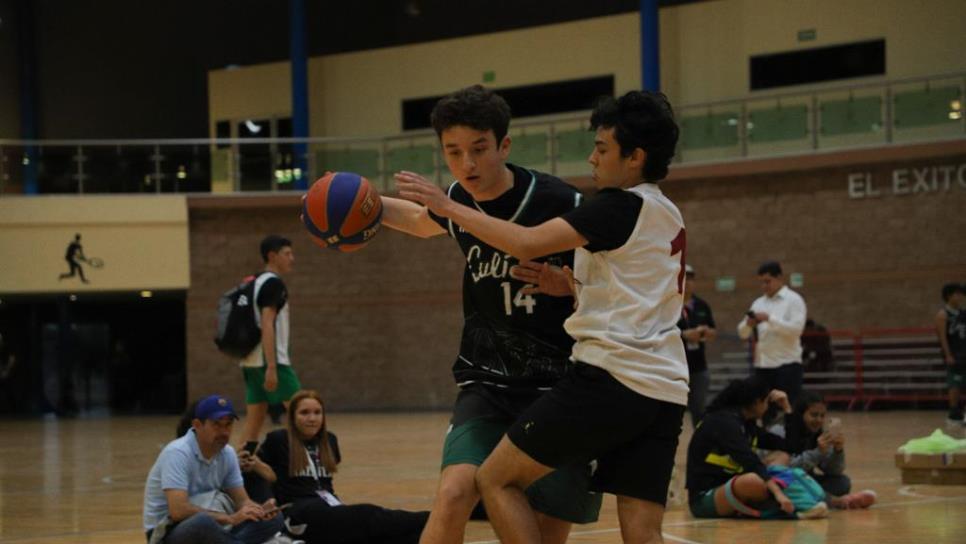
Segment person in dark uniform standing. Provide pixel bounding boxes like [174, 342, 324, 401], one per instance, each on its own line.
[380, 85, 601, 544]
[936, 283, 966, 424]
[678, 264, 717, 426]
[58, 233, 88, 283]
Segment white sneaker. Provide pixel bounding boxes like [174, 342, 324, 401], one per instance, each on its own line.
[261, 532, 305, 544]
[796, 501, 829, 519]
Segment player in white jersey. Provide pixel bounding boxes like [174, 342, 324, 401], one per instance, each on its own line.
[398, 90, 687, 544]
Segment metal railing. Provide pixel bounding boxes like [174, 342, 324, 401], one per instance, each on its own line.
[2, 71, 963, 196]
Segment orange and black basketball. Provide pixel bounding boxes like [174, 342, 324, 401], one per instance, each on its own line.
[301, 172, 383, 252]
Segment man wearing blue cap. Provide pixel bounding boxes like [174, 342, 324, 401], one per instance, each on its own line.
[143, 395, 297, 544]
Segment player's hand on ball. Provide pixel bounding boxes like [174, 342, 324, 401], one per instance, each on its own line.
[395, 171, 452, 216]
[511, 261, 574, 297]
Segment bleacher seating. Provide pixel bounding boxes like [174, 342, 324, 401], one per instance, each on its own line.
[707, 328, 944, 410]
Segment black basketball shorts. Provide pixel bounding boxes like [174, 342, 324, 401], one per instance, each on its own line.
[506, 361, 685, 505]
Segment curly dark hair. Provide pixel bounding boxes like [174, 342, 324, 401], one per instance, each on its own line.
[707, 375, 770, 413]
[430, 85, 512, 144]
[590, 90, 678, 182]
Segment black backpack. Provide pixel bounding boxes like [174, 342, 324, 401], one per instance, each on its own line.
[214, 272, 276, 358]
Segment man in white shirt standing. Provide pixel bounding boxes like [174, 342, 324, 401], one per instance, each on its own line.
[738, 261, 807, 417]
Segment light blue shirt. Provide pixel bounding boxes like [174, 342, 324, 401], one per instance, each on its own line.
[142, 430, 244, 530]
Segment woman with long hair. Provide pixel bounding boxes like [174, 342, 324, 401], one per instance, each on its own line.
[772, 391, 875, 508]
[245, 390, 428, 544]
[685, 376, 824, 518]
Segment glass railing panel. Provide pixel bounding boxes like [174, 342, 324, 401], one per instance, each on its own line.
[552, 120, 594, 178]
[892, 77, 964, 143]
[677, 104, 742, 163]
[80, 144, 154, 193]
[33, 145, 82, 194]
[508, 129, 551, 171]
[311, 141, 383, 191]
[816, 88, 887, 149]
[746, 97, 812, 157]
[158, 144, 213, 193]
[1, 145, 26, 194]
[384, 135, 440, 189]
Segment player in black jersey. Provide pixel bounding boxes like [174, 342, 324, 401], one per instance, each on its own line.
[936, 283, 966, 424]
[380, 85, 601, 544]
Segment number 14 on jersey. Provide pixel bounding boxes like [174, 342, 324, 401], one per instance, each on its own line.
[500, 282, 536, 315]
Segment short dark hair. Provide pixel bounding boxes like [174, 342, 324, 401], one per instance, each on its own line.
[260, 235, 291, 262]
[589, 90, 679, 182]
[430, 85, 512, 144]
[757, 260, 783, 277]
[942, 283, 966, 302]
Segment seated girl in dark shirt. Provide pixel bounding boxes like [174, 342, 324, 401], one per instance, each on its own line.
[685, 376, 808, 518]
[244, 390, 428, 544]
[771, 391, 875, 509]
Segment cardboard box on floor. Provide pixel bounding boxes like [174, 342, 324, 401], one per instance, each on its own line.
[895, 452, 966, 485]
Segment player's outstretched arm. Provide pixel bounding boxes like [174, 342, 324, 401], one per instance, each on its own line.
[380, 195, 446, 238]
[396, 172, 586, 261]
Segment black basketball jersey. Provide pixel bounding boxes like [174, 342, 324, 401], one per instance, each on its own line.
[945, 306, 966, 362]
[429, 164, 582, 392]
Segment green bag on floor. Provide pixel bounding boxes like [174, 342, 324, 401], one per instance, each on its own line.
[898, 429, 966, 454]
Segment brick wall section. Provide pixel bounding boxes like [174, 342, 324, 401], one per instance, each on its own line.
[662, 153, 966, 336]
[187, 203, 465, 412]
[187, 147, 966, 411]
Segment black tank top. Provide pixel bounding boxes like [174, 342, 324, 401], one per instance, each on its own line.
[429, 164, 582, 392]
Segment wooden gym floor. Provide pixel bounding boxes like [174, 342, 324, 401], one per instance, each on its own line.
[0, 410, 964, 543]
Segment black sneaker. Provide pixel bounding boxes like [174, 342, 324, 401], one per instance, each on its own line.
[947, 409, 964, 425]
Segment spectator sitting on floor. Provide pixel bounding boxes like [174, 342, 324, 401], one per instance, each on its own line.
[685, 376, 801, 519]
[245, 389, 429, 544]
[144, 394, 293, 544]
[766, 391, 875, 509]
[175, 400, 274, 504]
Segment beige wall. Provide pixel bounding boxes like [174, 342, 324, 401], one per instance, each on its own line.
[209, 14, 642, 138]
[208, 2, 966, 138]
[309, 14, 641, 137]
[661, 0, 966, 105]
[0, 195, 190, 293]
[207, 64, 292, 137]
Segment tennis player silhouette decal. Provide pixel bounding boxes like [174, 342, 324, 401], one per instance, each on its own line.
[58, 233, 103, 283]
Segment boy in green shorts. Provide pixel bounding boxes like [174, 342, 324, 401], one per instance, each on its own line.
[239, 235, 302, 451]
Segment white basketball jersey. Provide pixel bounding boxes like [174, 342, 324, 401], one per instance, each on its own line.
[565, 183, 689, 406]
[239, 273, 291, 368]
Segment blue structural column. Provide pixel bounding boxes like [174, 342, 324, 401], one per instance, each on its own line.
[18, 0, 39, 194]
[290, 0, 309, 190]
[640, 0, 660, 92]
